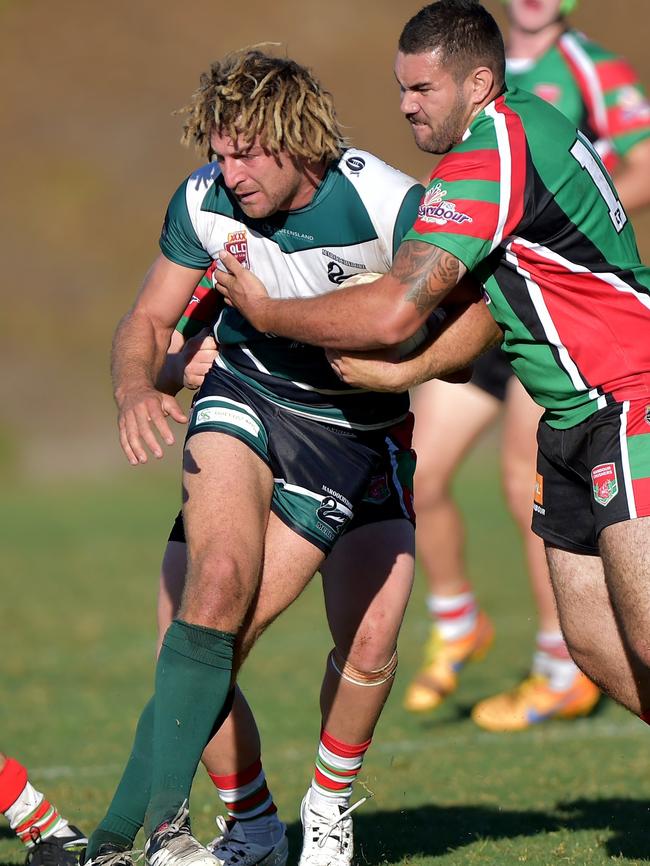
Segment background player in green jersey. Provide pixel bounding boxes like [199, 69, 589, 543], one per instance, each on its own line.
[405, 0, 650, 732]
[89, 47, 484, 866]
[216, 0, 650, 784]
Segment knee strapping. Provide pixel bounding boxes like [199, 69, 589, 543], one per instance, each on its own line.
[329, 648, 398, 686]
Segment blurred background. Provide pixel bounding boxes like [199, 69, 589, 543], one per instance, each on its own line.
[1, 0, 650, 480]
[3, 3, 650, 864]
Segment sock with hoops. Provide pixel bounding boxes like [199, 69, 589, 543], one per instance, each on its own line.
[531, 630, 581, 691]
[427, 586, 478, 642]
[209, 758, 282, 845]
[0, 757, 73, 848]
[309, 730, 371, 814]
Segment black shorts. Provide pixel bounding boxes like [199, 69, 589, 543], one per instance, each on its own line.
[532, 398, 650, 555]
[176, 366, 416, 554]
[470, 345, 512, 402]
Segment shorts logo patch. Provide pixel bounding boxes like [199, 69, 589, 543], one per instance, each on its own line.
[224, 230, 250, 269]
[363, 473, 391, 505]
[316, 496, 350, 537]
[417, 182, 473, 227]
[194, 405, 261, 438]
[534, 473, 544, 505]
[591, 462, 619, 507]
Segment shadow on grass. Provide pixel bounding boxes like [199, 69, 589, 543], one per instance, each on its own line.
[285, 796, 650, 864]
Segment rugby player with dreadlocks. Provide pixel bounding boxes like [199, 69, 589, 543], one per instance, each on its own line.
[85, 47, 490, 866]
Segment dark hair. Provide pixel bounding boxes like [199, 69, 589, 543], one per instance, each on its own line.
[399, 0, 505, 86]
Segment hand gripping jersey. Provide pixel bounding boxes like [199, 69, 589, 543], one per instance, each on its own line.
[507, 29, 650, 172]
[161, 149, 422, 430]
[404, 88, 650, 429]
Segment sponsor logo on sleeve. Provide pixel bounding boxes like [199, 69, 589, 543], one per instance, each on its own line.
[591, 462, 619, 506]
[345, 155, 366, 173]
[223, 230, 250, 269]
[417, 182, 473, 227]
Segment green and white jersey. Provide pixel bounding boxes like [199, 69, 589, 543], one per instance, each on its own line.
[161, 149, 422, 429]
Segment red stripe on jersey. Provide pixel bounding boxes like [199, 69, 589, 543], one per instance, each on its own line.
[626, 401, 650, 436]
[494, 99, 528, 237]
[557, 41, 603, 139]
[632, 477, 650, 516]
[510, 241, 650, 400]
[595, 59, 639, 93]
[435, 149, 501, 183]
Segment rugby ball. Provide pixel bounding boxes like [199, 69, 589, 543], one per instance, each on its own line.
[338, 272, 429, 358]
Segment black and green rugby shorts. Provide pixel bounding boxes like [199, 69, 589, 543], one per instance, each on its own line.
[532, 398, 650, 555]
[170, 366, 416, 554]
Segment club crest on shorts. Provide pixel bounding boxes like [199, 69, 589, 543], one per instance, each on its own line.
[224, 230, 250, 268]
[363, 473, 391, 505]
[591, 462, 618, 507]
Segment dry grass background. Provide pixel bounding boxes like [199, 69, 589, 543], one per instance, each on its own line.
[1, 0, 649, 477]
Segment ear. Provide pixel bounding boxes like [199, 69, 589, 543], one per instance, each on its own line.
[468, 66, 494, 106]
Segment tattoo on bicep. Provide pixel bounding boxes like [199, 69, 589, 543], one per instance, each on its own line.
[392, 241, 461, 314]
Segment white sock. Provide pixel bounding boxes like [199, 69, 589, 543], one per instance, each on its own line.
[427, 590, 478, 641]
[532, 631, 581, 692]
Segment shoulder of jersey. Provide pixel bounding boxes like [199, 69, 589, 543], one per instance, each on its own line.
[561, 28, 620, 65]
[184, 162, 223, 201]
[338, 148, 419, 193]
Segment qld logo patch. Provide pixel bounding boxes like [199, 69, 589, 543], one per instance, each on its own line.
[591, 462, 618, 507]
[418, 182, 472, 227]
[224, 230, 250, 268]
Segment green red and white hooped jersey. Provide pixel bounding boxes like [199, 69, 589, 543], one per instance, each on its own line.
[404, 87, 650, 429]
[506, 29, 650, 171]
[161, 148, 423, 429]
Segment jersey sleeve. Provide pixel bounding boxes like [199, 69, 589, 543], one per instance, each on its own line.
[596, 57, 650, 157]
[175, 262, 223, 339]
[159, 176, 214, 270]
[391, 184, 424, 256]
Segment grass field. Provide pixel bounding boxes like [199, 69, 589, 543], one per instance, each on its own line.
[2, 444, 649, 866]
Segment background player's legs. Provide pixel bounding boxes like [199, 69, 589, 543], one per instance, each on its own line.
[0, 754, 87, 866]
[405, 379, 498, 712]
[546, 534, 650, 715]
[298, 518, 414, 866]
[472, 379, 599, 730]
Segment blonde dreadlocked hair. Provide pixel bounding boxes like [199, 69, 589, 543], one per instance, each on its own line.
[180, 47, 347, 164]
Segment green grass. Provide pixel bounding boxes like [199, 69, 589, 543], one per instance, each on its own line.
[1, 448, 648, 866]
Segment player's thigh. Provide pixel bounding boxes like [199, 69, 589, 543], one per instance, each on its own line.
[599, 516, 650, 653]
[320, 518, 415, 666]
[412, 378, 501, 486]
[236, 511, 326, 666]
[545, 543, 611, 658]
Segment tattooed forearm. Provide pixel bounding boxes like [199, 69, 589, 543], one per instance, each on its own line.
[392, 240, 462, 314]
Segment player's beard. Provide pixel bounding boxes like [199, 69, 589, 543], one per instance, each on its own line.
[412, 88, 469, 155]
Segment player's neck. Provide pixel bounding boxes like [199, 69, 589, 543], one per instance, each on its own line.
[507, 20, 566, 62]
[287, 160, 329, 210]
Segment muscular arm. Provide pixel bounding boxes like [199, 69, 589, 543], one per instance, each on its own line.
[327, 288, 502, 392]
[112, 254, 205, 464]
[611, 138, 650, 213]
[216, 240, 467, 350]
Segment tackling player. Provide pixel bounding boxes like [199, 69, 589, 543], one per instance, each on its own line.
[404, 0, 650, 731]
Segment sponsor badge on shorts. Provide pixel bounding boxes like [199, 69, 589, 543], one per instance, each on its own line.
[591, 462, 618, 507]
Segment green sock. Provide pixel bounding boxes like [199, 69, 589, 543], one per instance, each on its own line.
[144, 619, 235, 836]
[85, 698, 154, 861]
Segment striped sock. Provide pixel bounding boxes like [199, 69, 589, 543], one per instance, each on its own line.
[427, 586, 478, 642]
[209, 758, 277, 822]
[532, 631, 580, 692]
[311, 730, 371, 809]
[0, 760, 69, 848]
